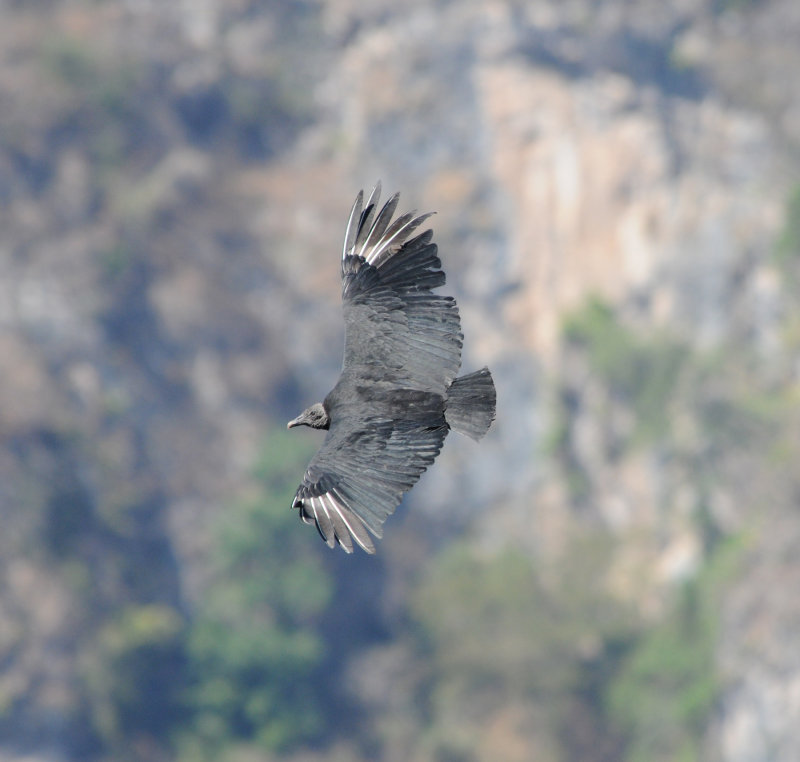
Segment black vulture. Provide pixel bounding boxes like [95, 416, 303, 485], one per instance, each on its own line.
[287, 183, 496, 553]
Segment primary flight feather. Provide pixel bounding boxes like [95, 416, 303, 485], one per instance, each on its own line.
[287, 183, 496, 553]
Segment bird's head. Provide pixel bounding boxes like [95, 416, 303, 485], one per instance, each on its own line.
[287, 402, 330, 430]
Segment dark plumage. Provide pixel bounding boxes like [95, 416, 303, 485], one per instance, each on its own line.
[287, 183, 496, 553]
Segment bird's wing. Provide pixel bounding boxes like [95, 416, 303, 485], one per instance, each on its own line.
[292, 409, 448, 553]
[340, 184, 463, 396]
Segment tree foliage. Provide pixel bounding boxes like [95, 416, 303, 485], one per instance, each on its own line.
[409, 535, 636, 760]
[562, 296, 688, 445]
[82, 604, 186, 751]
[178, 428, 330, 758]
[607, 538, 744, 762]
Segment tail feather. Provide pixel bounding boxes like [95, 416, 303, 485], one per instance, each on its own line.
[445, 367, 496, 441]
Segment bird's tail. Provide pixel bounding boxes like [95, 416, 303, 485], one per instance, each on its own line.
[445, 367, 496, 441]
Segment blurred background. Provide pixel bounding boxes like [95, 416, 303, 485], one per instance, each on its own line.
[1, 1, 799, 761]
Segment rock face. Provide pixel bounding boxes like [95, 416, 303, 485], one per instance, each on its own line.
[715, 516, 800, 762]
[1, 0, 800, 760]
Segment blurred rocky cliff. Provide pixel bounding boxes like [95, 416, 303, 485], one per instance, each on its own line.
[1, 1, 799, 761]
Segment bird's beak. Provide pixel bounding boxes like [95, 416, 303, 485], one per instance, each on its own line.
[287, 414, 304, 429]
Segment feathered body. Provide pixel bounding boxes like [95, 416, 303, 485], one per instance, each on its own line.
[288, 184, 496, 553]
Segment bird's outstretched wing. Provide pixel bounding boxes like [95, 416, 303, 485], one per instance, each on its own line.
[340, 183, 463, 396]
[292, 402, 448, 553]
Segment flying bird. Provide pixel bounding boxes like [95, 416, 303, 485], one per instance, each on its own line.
[287, 183, 496, 553]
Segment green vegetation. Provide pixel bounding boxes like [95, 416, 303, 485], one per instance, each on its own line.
[406, 511, 747, 762]
[608, 538, 744, 762]
[538, 236, 800, 761]
[178, 429, 330, 758]
[548, 296, 690, 506]
[36, 33, 148, 191]
[774, 183, 800, 287]
[83, 604, 186, 747]
[47, 426, 332, 761]
[98, 242, 134, 284]
[41, 34, 142, 120]
[414, 534, 632, 693]
[563, 296, 688, 445]
[410, 533, 636, 758]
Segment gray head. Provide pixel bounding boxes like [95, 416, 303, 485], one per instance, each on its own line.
[287, 402, 330, 430]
